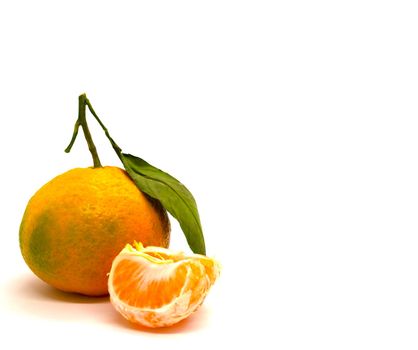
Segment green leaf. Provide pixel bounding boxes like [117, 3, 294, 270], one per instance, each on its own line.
[120, 153, 206, 255]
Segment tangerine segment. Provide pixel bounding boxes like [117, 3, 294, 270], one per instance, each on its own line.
[108, 242, 220, 328]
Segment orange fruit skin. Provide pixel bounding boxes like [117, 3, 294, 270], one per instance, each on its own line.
[108, 243, 220, 328]
[19, 166, 170, 296]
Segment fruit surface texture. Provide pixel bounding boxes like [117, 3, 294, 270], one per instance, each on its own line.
[108, 242, 220, 328]
[19, 166, 170, 296]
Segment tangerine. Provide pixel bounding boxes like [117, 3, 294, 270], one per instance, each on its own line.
[19, 166, 170, 296]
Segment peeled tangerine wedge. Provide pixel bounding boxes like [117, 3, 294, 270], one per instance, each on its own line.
[108, 242, 220, 328]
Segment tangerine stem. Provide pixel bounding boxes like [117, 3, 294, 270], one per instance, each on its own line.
[65, 94, 102, 168]
[78, 94, 102, 168]
[64, 119, 81, 153]
[85, 97, 124, 161]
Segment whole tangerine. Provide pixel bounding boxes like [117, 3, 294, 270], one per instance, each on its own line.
[19, 166, 170, 296]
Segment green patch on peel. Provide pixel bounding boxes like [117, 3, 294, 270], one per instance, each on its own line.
[28, 213, 55, 274]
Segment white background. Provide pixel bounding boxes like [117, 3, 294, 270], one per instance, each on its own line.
[1, 1, 418, 349]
